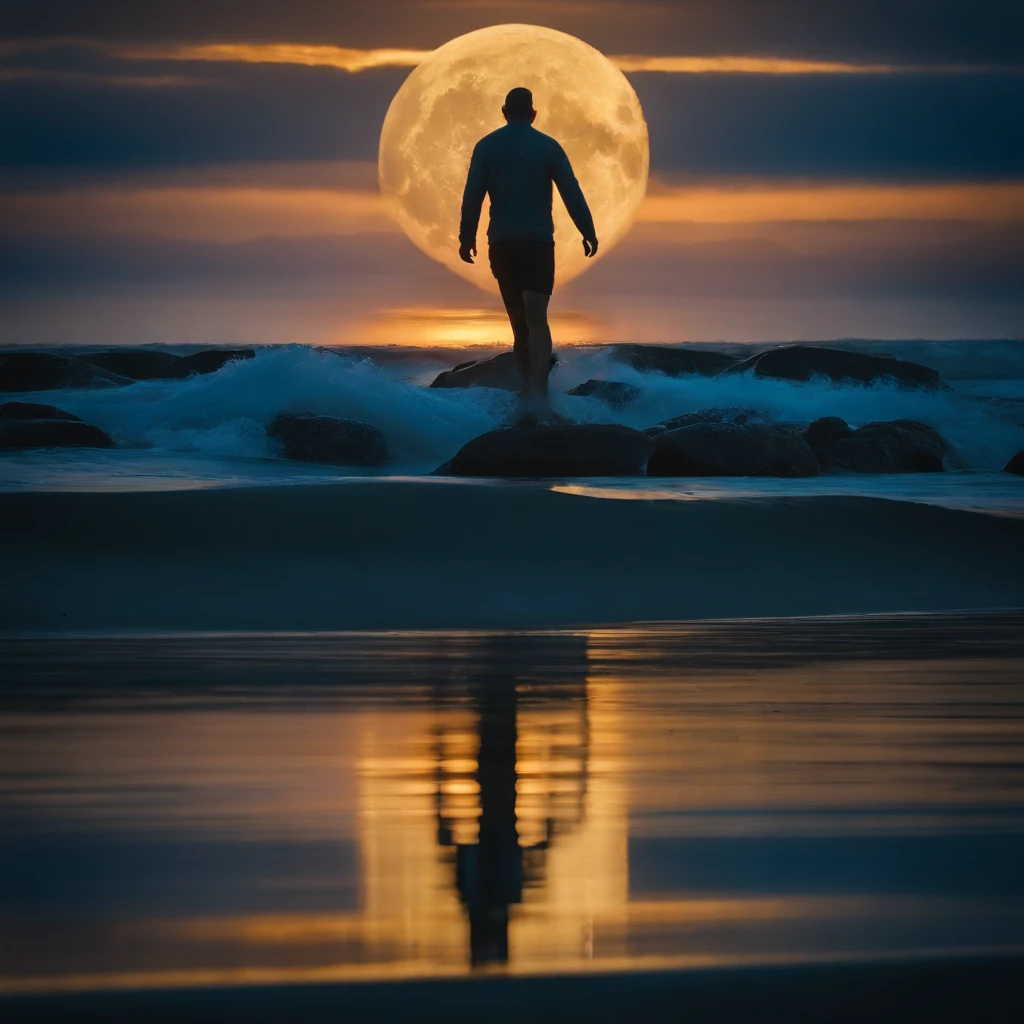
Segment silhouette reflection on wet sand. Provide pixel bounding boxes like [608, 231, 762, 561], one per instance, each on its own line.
[433, 636, 589, 966]
[2, 614, 1024, 1003]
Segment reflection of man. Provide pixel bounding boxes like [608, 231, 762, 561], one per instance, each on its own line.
[459, 87, 598, 421]
[433, 633, 590, 967]
[457, 678, 522, 965]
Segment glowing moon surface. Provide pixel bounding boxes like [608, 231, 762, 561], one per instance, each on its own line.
[378, 24, 649, 293]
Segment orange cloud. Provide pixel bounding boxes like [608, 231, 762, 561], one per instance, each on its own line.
[4, 179, 1020, 248]
[639, 181, 1024, 223]
[7, 39, 995, 77]
[120, 42, 433, 73]
[129, 43, 901, 75]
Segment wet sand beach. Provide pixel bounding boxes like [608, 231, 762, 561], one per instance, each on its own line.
[2, 617, 1023, 1019]
[2, 481, 1023, 630]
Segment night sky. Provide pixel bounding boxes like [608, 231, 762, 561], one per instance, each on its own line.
[1, 0, 1022, 345]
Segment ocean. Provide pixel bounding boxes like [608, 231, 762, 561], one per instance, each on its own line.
[2, 339, 1023, 514]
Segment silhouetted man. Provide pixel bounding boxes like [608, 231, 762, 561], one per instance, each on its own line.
[459, 87, 598, 420]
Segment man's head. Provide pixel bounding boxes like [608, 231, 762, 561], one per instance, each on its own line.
[502, 87, 536, 124]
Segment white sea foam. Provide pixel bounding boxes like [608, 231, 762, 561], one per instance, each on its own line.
[6, 341, 1024, 473]
[549, 348, 1024, 470]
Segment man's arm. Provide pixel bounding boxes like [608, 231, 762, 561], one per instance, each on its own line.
[552, 147, 599, 256]
[459, 143, 488, 263]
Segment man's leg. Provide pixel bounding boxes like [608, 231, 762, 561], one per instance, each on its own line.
[504, 301, 531, 395]
[523, 290, 552, 409]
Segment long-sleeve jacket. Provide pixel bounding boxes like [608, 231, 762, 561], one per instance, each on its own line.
[459, 121, 596, 247]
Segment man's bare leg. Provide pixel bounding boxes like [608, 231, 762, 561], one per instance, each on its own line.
[523, 290, 552, 416]
[504, 303, 531, 398]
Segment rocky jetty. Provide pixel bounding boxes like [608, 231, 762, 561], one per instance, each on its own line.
[565, 379, 641, 408]
[268, 413, 387, 466]
[0, 348, 254, 391]
[0, 401, 114, 449]
[609, 344, 738, 377]
[645, 407, 768, 437]
[0, 401, 81, 421]
[0, 353, 130, 391]
[727, 345, 944, 390]
[438, 424, 654, 477]
[84, 348, 254, 381]
[805, 417, 945, 473]
[648, 422, 820, 477]
[430, 351, 527, 390]
[1003, 450, 1024, 476]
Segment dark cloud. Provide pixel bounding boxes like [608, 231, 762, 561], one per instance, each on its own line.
[4, 222, 1021, 305]
[2, 50, 1021, 181]
[1, 1, 1021, 64]
[567, 223, 1024, 301]
[0, 231, 454, 294]
[0, 58, 403, 168]
[637, 71, 1024, 180]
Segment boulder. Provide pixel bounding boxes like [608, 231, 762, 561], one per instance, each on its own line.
[0, 353, 130, 392]
[565, 379, 641, 408]
[0, 418, 114, 449]
[1005, 450, 1024, 476]
[813, 420, 945, 473]
[645, 407, 768, 437]
[727, 345, 944, 390]
[268, 412, 386, 466]
[803, 416, 852, 449]
[178, 348, 255, 376]
[0, 401, 81, 421]
[82, 349, 184, 380]
[83, 347, 254, 380]
[609, 344, 738, 378]
[438, 424, 654, 477]
[648, 422, 820, 477]
[431, 351, 526, 390]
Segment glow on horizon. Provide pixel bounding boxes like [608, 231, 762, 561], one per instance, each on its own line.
[361, 306, 603, 347]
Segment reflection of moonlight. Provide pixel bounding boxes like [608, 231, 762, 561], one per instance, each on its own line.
[378, 24, 649, 293]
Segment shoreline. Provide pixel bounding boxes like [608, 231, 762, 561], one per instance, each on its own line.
[3, 482, 1022, 631]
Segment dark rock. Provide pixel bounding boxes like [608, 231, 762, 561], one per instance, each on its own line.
[0, 418, 114, 449]
[816, 420, 945, 473]
[83, 349, 185, 380]
[0, 353, 130, 392]
[727, 345, 944, 390]
[648, 422, 820, 477]
[83, 348, 254, 380]
[0, 401, 81, 421]
[609, 344, 738, 378]
[565, 379, 641, 408]
[644, 407, 768, 436]
[1005, 450, 1024, 476]
[439, 424, 655, 477]
[803, 416, 852, 448]
[268, 412, 386, 466]
[431, 351, 527, 390]
[179, 349, 255, 376]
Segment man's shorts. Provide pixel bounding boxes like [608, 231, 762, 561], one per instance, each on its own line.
[488, 241, 555, 305]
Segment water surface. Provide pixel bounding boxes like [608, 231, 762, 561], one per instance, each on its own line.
[2, 614, 1023, 993]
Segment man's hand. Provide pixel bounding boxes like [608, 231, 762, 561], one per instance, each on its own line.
[459, 241, 476, 264]
[583, 235, 599, 258]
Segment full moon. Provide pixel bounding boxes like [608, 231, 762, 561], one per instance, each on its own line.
[378, 24, 649, 293]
